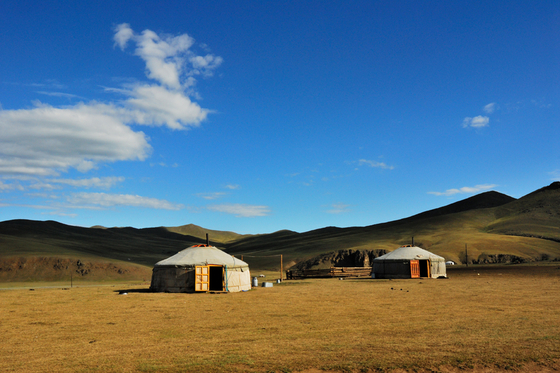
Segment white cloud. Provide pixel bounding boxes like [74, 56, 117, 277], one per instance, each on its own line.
[28, 80, 66, 89]
[113, 23, 134, 50]
[327, 203, 351, 214]
[462, 115, 490, 128]
[428, 184, 498, 196]
[67, 192, 184, 210]
[189, 54, 224, 77]
[27, 182, 60, 190]
[49, 176, 125, 189]
[0, 24, 221, 178]
[0, 180, 24, 191]
[358, 159, 394, 170]
[483, 102, 496, 114]
[0, 176, 124, 192]
[531, 99, 552, 109]
[0, 202, 53, 210]
[197, 184, 240, 200]
[122, 84, 208, 129]
[197, 192, 226, 200]
[115, 23, 222, 90]
[207, 203, 271, 217]
[134, 30, 193, 89]
[0, 103, 150, 176]
[37, 91, 83, 100]
[47, 211, 78, 218]
[471, 116, 490, 128]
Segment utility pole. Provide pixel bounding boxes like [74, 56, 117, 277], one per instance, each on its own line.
[465, 244, 468, 268]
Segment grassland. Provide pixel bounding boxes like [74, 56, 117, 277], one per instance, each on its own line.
[1, 264, 559, 372]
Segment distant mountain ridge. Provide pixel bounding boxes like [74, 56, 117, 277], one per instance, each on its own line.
[1, 183, 560, 280]
[486, 181, 560, 242]
[402, 191, 515, 221]
[222, 183, 560, 268]
[164, 223, 254, 243]
[0, 219, 208, 267]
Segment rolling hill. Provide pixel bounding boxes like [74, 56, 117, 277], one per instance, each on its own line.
[0, 220, 215, 283]
[164, 223, 254, 243]
[1, 182, 559, 280]
[222, 183, 560, 269]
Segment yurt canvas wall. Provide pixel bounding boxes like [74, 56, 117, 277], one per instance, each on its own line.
[372, 245, 447, 279]
[150, 245, 251, 293]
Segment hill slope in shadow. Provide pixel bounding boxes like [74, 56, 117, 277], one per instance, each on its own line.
[0, 220, 213, 267]
[0, 220, 232, 282]
[1, 183, 560, 279]
[485, 182, 560, 243]
[223, 184, 560, 269]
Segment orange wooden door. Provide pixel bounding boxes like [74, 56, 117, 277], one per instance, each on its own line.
[195, 266, 209, 291]
[410, 260, 420, 278]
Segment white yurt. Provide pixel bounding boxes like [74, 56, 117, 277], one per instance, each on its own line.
[150, 245, 251, 293]
[372, 245, 447, 279]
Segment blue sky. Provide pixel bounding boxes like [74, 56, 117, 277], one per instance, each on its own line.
[1, 1, 559, 234]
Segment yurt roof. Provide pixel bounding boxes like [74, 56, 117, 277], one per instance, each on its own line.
[374, 246, 445, 261]
[154, 245, 249, 268]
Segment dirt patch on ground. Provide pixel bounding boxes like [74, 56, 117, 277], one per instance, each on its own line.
[298, 360, 560, 372]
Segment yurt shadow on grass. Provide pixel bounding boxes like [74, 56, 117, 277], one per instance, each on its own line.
[150, 245, 251, 293]
[372, 245, 447, 279]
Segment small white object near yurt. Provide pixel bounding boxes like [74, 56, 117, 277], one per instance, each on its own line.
[150, 245, 251, 293]
[372, 245, 447, 279]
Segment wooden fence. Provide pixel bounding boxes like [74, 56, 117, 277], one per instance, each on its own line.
[286, 267, 372, 279]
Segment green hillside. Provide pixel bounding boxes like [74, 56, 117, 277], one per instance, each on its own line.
[1, 182, 560, 280]
[486, 182, 560, 242]
[223, 184, 560, 269]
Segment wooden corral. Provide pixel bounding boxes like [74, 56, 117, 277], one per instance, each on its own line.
[286, 266, 372, 279]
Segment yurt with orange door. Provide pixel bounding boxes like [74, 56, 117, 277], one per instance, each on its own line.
[372, 245, 447, 279]
[150, 245, 251, 293]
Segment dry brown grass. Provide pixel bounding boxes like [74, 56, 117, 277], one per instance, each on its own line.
[1, 265, 559, 372]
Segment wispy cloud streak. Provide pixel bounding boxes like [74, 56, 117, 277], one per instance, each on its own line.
[67, 192, 184, 210]
[327, 203, 351, 214]
[428, 184, 497, 196]
[207, 203, 270, 217]
[358, 159, 394, 170]
[462, 115, 489, 128]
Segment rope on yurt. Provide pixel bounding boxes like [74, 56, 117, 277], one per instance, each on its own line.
[224, 265, 229, 292]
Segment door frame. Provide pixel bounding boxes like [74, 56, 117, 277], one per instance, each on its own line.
[195, 265, 225, 292]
